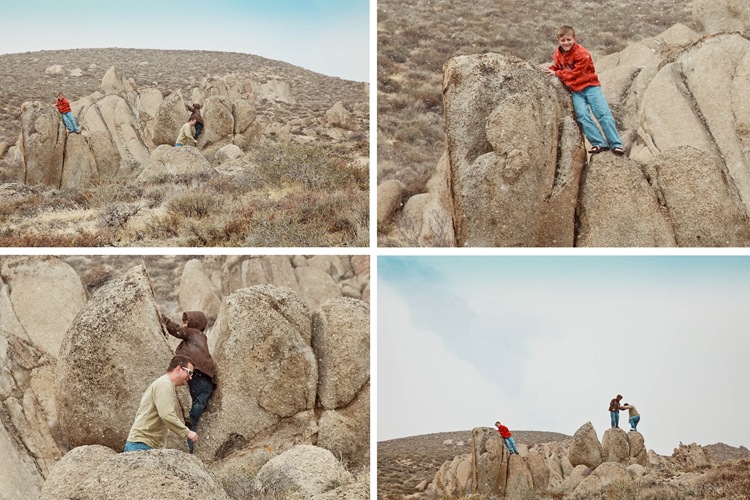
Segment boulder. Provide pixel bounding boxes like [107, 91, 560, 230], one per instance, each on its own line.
[234, 256, 302, 296]
[152, 90, 189, 146]
[19, 101, 65, 187]
[209, 447, 278, 500]
[577, 154, 676, 246]
[198, 95, 235, 152]
[559, 464, 591, 492]
[569, 422, 604, 469]
[213, 143, 243, 165]
[628, 431, 648, 466]
[443, 53, 585, 246]
[673, 442, 712, 467]
[693, 0, 750, 36]
[1, 256, 87, 357]
[253, 445, 352, 499]
[1, 282, 30, 341]
[627, 463, 647, 478]
[55, 265, 175, 450]
[66, 449, 229, 500]
[377, 179, 405, 227]
[197, 285, 316, 460]
[39, 445, 117, 500]
[505, 455, 534, 498]
[136, 144, 213, 181]
[602, 427, 630, 464]
[100, 66, 131, 96]
[317, 382, 370, 468]
[526, 448, 550, 491]
[0, 417, 44, 500]
[259, 79, 296, 104]
[313, 298, 370, 409]
[574, 462, 633, 495]
[326, 101, 359, 131]
[648, 147, 750, 246]
[178, 259, 222, 321]
[473, 429, 506, 496]
[295, 266, 343, 311]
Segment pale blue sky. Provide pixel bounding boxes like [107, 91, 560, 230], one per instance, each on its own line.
[379, 256, 750, 455]
[0, 0, 369, 81]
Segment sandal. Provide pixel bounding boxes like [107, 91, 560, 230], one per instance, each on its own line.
[612, 147, 625, 156]
[588, 146, 609, 154]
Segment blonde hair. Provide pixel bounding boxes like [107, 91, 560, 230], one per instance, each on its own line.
[557, 25, 576, 38]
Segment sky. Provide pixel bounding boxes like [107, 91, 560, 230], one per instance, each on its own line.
[378, 255, 750, 456]
[0, 0, 369, 82]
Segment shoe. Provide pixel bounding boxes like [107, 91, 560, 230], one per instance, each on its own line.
[185, 418, 193, 430]
[612, 147, 625, 156]
[589, 145, 609, 154]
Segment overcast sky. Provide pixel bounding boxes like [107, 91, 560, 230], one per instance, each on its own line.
[378, 256, 750, 456]
[0, 0, 369, 82]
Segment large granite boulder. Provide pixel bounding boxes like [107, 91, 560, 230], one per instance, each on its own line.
[443, 53, 585, 246]
[39, 445, 117, 500]
[569, 422, 604, 469]
[55, 265, 175, 450]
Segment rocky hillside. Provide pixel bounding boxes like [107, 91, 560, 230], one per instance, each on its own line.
[0, 50, 369, 247]
[0, 255, 370, 500]
[378, 425, 750, 499]
[378, 0, 750, 247]
[0, 48, 368, 145]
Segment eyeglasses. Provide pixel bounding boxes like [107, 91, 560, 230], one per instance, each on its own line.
[182, 366, 194, 377]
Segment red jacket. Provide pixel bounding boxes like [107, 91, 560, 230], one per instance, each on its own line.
[496, 424, 512, 439]
[55, 98, 72, 114]
[549, 43, 601, 92]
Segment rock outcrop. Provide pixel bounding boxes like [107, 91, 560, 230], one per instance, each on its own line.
[443, 53, 585, 247]
[383, 18, 750, 247]
[55, 265, 176, 451]
[569, 422, 604, 469]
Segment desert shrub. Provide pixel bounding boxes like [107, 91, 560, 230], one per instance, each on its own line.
[80, 264, 116, 293]
[165, 190, 223, 219]
[98, 203, 142, 232]
[252, 142, 367, 191]
[244, 211, 329, 247]
[144, 211, 184, 240]
[88, 176, 142, 208]
[0, 230, 104, 247]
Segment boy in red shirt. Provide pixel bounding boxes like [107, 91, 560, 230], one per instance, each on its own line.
[495, 421, 519, 455]
[55, 92, 81, 134]
[543, 25, 623, 156]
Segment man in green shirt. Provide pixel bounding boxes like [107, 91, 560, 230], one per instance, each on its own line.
[124, 355, 198, 452]
[175, 118, 198, 147]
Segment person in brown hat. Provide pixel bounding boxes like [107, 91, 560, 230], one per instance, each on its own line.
[186, 102, 204, 140]
[162, 311, 216, 452]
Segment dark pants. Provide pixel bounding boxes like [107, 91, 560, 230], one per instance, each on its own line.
[188, 371, 214, 428]
[194, 122, 204, 140]
[187, 371, 214, 452]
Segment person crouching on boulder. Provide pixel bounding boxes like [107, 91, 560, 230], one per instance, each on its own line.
[495, 421, 519, 455]
[55, 92, 81, 134]
[620, 403, 640, 431]
[162, 311, 216, 453]
[175, 118, 197, 147]
[543, 25, 624, 156]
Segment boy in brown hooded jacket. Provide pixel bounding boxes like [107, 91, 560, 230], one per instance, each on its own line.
[163, 311, 216, 452]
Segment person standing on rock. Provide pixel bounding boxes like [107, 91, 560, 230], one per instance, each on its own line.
[186, 103, 205, 140]
[175, 118, 198, 147]
[609, 394, 624, 428]
[620, 403, 640, 431]
[162, 311, 216, 453]
[124, 355, 198, 452]
[495, 421, 519, 455]
[55, 92, 81, 134]
[543, 25, 624, 156]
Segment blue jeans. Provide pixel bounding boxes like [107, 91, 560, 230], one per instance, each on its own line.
[504, 436, 518, 454]
[571, 86, 622, 149]
[194, 122, 203, 139]
[629, 415, 640, 430]
[61, 111, 79, 133]
[610, 411, 620, 428]
[124, 441, 152, 452]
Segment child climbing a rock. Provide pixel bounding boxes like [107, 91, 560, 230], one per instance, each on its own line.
[495, 421, 519, 455]
[55, 92, 81, 134]
[543, 25, 624, 156]
[186, 103, 204, 140]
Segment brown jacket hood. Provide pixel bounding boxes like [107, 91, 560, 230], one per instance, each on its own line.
[164, 312, 215, 380]
[183, 311, 207, 331]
